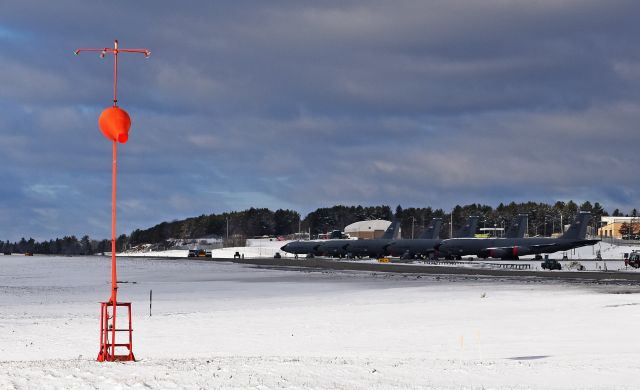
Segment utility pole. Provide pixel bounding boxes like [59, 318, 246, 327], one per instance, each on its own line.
[411, 216, 415, 239]
[450, 211, 453, 238]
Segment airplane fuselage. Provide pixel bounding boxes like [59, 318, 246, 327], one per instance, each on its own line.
[280, 240, 323, 255]
[438, 237, 600, 259]
[317, 240, 351, 257]
[386, 239, 442, 258]
[345, 239, 395, 258]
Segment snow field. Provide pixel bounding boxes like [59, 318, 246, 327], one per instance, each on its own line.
[1, 255, 639, 389]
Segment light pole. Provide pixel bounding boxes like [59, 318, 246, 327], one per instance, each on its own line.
[411, 216, 415, 239]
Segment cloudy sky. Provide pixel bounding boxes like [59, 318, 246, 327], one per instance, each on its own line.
[1, 0, 639, 241]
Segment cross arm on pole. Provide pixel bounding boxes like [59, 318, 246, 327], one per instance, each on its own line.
[74, 48, 151, 57]
[74, 40, 150, 105]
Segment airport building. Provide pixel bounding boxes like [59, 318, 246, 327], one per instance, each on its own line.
[344, 220, 392, 239]
[597, 216, 640, 239]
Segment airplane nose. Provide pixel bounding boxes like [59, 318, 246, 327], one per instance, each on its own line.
[280, 244, 288, 251]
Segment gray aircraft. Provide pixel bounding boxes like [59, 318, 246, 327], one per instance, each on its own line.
[437, 212, 598, 260]
[280, 239, 324, 258]
[281, 221, 399, 258]
[386, 216, 481, 259]
[319, 220, 401, 258]
[341, 221, 402, 259]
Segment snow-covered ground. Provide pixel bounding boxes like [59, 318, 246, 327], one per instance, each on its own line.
[1, 255, 639, 389]
[122, 238, 293, 259]
[521, 240, 638, 260]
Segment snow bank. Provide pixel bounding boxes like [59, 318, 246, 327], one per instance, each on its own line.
[120, 241, 296, 259]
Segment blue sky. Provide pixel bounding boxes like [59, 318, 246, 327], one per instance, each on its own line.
[1, 0, 640, 241]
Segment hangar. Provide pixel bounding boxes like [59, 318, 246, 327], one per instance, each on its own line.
[344, 220, 392, 240]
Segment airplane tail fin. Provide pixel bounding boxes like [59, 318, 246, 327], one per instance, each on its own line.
[381, 220, 401, 240]
[418, 218, 443, 239]
[393, 222, 402, 240]
[561, 212, 592, 240]
[454, 216, 479, 238]
[505, 214, 528, 238]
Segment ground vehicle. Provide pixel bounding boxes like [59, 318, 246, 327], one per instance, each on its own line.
[541, 259, 562, 270]
[188, 249, 208, 257]
[626, 251, 640, 268]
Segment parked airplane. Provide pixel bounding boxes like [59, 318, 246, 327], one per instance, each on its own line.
[281, 220, 399, 258]
[279, 240, 323, 258]
[437, 212, 598, 260]
[386, 216, 479, 259]
[342, 220, 402, 258]
[318, 220, 401, 258]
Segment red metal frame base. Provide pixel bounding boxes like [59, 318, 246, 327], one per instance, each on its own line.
[97, 301, 135, 362]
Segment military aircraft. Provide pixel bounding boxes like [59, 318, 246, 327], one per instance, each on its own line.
[386, 216, 480, 259]
[437, 211, 598, 260]
[318, 220, 400, 258]
[279, 239, 324, 258]
[280, 221, 398, 258]
[341, 220, 402, 258]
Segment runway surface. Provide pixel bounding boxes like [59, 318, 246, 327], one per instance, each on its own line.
[202, 256, 640, 282]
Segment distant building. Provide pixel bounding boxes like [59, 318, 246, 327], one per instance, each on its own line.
[344, 220, 392, 239]
[598, 216, 640, 239]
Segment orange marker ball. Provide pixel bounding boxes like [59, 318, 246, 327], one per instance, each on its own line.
[98, 106, 131, 143]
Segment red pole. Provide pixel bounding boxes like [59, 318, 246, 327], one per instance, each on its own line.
[111, 140, 118, 358]
[111, 141, 118, 305]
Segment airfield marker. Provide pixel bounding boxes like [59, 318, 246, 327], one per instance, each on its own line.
[75, 40, 150, 362]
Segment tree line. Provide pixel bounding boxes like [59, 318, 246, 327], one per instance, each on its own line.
[0, 201, 614, 255]
[0, 235, 112, 256]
